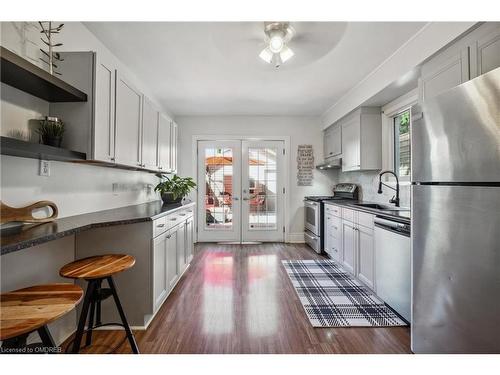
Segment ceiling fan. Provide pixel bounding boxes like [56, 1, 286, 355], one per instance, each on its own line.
[259, 22, 295, 68]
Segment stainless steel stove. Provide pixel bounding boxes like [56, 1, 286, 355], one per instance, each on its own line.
[304, 183, 358, 253]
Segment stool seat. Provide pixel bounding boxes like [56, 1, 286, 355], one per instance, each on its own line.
[0, 283, 83, 341]
[59, 254, 135, 280]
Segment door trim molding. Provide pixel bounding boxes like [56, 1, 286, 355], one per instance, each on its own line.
[192, 135, 291, 243]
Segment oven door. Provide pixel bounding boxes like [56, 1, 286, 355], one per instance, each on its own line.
[304, 200, 320, 236]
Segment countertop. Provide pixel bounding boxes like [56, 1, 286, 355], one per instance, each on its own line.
[323, 200, 411, 224]
[0, 200, 196, 256]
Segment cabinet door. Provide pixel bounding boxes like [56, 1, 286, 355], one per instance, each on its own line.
[357, 225, 375, 290]
[341, 117, 360, 172]
[153, 233, 168, 311]
[324, 213, 333, 255]
[158, 113, 172, 172]
[166, 229, 179, 290]
[185, 217, 194, 263]
[93, 55, 116, 162]
[141, 97, 159, 170]
[176, 221, 186, 274]
[324, 125, 342, 159]
[170, 121, 178, 173]
[115, 72, 143, 167]
[470, 27, 500, 78]
[420, 47, 469, 103]
[342, 221, 356, 275]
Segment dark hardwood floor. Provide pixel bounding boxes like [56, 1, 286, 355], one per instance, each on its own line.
[63, 243, 410, 354]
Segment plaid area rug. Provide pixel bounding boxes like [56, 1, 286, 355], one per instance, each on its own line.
[282, 259, 407, 327]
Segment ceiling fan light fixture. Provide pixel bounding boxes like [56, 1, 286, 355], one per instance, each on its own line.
[280, 45, 294, 63]
[259, 47, 273, 63]
[269, 34, 285, 53]
[260, 22, 295, 68]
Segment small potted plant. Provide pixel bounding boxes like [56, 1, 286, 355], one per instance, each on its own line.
[155, 174, 196, 205]
[37, 116, 65, 147]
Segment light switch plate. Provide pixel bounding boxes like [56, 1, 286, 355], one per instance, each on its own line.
[39, 160, 50, 177]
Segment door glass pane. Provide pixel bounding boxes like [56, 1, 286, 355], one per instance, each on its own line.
[247, 147, 277, 230]
[205, 147, 233, 230]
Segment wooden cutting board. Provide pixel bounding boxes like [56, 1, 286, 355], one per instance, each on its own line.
[0, 200, 58, 224]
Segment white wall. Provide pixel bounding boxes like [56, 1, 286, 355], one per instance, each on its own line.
[176, 116, 336, 241]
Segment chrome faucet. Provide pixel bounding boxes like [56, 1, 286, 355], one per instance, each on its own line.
[377, 170, 400, 207]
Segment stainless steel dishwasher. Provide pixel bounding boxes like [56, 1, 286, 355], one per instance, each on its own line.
[374, 216, 411, 322]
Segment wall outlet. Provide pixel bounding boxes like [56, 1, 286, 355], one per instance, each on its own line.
[39, 160, 50, 177]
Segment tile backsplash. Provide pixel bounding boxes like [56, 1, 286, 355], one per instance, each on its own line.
[337, 170, 411, 208]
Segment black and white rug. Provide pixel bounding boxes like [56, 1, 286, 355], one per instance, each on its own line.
[282, 259, 407, 327]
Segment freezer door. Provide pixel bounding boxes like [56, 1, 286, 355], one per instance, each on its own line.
[411, 67, 500, 183]
[411, 185, 500, 353]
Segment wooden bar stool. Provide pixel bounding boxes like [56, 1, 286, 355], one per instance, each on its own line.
[59, 254, 139, 354]
[0, 283, 83, 353]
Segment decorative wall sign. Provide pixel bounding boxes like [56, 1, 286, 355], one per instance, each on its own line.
[297, 145, 314, 186]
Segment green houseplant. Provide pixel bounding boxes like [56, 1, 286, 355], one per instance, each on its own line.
[37, 117, 65, 147]
[155, 174, 196, 204]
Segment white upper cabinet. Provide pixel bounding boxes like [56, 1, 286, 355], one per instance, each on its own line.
[170, 121, 179, 174]
[420, 46, 469, 103]
[93, 55, 116, 162]
[141, 97, 160, 170]
[470, 25, 500, 78]
[324, 124, 342, 159]
[420, 23, 500, 103]
[340, 107, 382, 172]
[158, 113, 172, 173]
[115, 73, 143, 167]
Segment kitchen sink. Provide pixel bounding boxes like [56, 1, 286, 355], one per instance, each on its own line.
[351, 203, 407, 211]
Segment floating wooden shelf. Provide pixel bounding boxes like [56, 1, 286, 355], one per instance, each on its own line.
[0, 136, 86, 162]
[0, 46, 88, 102]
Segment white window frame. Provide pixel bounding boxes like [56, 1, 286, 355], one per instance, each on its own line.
[381, 88, 418, 185]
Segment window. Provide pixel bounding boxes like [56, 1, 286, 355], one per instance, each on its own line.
[393, 109, 411, 178]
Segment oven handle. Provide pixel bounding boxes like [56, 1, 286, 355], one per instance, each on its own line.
[304, 231, 318, 242]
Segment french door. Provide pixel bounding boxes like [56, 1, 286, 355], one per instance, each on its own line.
[197, 139, 285, 243]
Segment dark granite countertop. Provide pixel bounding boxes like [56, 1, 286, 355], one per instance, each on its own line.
[324, 200, 411, 224]
[0, 200, 196, 256]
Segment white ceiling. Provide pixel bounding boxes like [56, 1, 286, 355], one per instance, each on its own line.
[85, 22, 426, 116]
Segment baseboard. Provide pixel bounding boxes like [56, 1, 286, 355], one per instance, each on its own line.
[287, 232, 305, 243]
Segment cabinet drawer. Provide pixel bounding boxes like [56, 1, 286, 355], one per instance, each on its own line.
[325, 204, 342, 217]
[342, 207, 356, 223]
[153, 216, 167, 237]
[330, 216, 342, 238]
[165, 213, 182, 230]
[358, 211, 374, 229]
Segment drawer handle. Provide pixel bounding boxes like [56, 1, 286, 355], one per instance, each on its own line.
[157, 224, 165, 228]
[170, 218, 177, 221]
[179, 213, 186, 216]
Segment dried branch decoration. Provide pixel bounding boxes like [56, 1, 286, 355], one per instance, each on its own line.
[39, 21, 64, 75]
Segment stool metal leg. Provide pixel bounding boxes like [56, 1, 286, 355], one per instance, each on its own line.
[71, 279, 96, 353]
[37, 325, 56, 349]
[85, 299, 96, 347]
[95, 279, 102, 326]
[107, 276, 139, 354]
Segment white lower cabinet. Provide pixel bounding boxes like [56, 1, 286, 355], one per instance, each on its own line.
[152, 205, 195, 313]
[356, 225, 375, 289]
[325, 203, 376, 290]
[341, 220, 356, 275]
[153, 232, 168, 310]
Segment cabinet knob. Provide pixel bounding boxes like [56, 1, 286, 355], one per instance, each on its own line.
[157, 224, 165, 228]
[110, 157, 115, 161]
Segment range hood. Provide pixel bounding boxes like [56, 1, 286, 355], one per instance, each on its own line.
[316, 156, 342, 170]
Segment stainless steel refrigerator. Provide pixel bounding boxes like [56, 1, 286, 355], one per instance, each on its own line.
[411, 67, 500, 353]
